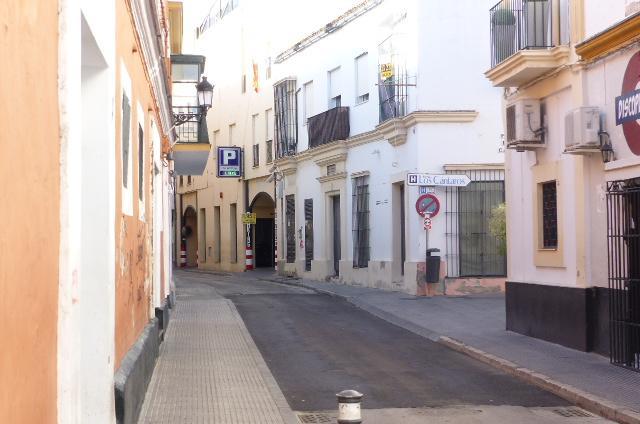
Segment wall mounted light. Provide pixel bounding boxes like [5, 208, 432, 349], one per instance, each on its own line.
[599, 130, 614, 163]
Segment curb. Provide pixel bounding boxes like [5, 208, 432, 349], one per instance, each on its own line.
[439, 336, 640, 424]
[268, 277, 640, 424]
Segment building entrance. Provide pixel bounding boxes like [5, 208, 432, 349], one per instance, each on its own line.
[250, 192, 276, 268]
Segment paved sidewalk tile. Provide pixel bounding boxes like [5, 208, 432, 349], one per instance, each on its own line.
[138, 289, 294, 424]
[262, 275, 640, 415]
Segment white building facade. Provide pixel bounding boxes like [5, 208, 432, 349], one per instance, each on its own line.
[486, 0, 640, 367]
[273, 0, 506, 295]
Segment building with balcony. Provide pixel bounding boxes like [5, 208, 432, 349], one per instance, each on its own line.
[1, 0, 176, 422]
[272, 0, 506, 295]
[487, 0, 640, 371]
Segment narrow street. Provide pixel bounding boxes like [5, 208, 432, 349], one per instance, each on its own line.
[138, 270, 613, 423]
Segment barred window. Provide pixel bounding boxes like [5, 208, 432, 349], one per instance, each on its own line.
[253, 144, 259, 167]
[542, 181, 558, 249]
[286, 195, 296, 263]
[352, 176, 370, 268]
[304, 199, 313, 271]
[266, 140, 273, 164]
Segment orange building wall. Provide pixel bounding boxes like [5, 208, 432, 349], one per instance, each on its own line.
[0, 1, 60, 423]
[114, 0, 162, 368]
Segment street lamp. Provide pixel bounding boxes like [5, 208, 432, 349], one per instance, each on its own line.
[173, 76, 214, 127]
[196, 76, 213, 113]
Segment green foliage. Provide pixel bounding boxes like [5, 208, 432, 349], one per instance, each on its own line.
[489, 203, 507, 255]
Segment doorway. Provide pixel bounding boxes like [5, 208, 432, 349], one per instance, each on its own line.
[607, 179, 640, 371]
[183, 206, 198, 266]
[332, 195, 341, 276]
[251, 192, 276, 268]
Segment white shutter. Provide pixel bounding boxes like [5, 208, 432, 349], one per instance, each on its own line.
[356, 53, 369, 99]
[328, 67, 340, 100]
[265, 109, 273, 140]
[304, 81, 314, 120]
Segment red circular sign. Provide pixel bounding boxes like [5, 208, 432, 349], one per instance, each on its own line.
[415, 194, 440, 218]
[622, 51, 640, 155]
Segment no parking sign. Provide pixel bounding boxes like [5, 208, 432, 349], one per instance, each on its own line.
[415, 194, 440, 218]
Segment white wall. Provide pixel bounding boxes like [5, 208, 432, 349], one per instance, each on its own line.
[584, 0, 628, 40]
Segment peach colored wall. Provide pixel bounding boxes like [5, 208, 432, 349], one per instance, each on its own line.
[0, 1, 59, 423]
[114, 0, 160, 368]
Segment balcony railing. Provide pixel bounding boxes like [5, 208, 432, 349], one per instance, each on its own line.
[490, 0, 553, 67]
[307, 106, 350, 149]
[173, 105, 208, 143]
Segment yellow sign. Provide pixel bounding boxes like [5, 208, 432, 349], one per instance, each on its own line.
[380, 63, 394, 80]
[242, 212, 257, 225]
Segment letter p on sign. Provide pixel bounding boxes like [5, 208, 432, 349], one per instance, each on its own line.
[223, 150, 237, 165]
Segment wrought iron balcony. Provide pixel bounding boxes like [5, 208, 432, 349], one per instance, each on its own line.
[307, 106, 350, 149]
[490, 0, 553, 67]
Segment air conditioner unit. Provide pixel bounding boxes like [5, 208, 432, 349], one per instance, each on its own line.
[564, 107, 601, 154]
[505, 99, 543, 150]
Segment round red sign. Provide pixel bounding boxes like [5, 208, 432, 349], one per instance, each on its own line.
[415, 194, 440, 218]
[621, 51, 640, 155]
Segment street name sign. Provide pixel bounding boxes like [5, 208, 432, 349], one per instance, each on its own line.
[407, 173, 470, 187]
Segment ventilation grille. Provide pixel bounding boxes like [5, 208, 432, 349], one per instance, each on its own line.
[552, 407, 596, 418]
[297, 413, 334, 423]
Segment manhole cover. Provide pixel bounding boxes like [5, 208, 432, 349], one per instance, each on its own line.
[552, 407, 595, 418]
[297, 413, 334, 423]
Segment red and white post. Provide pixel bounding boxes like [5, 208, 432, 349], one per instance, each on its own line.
[180, 239, 187, 267]
[245, 223, 254, 270]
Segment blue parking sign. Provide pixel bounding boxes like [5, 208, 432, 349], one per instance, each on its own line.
[217, 147, 243, 178]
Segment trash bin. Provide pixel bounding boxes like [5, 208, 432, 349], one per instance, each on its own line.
[425, 248, 440, 283]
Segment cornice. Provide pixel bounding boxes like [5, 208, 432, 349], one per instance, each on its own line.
[314, 152, 348, 167]
[404, 110, 479, 124]
[485, 46, 571, 87]
[317, 172, 348, 183]
[576, 13, 640, 61]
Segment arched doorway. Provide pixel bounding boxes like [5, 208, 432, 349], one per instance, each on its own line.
[182, 206, 198, 267]
[250, 192, 275, 268]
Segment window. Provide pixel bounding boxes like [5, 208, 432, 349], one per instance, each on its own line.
[266, 140, 273, 164]
[328, 67, 341, 108]
[179, 175, 184, 187]
[213, 129, 220, 147]
[138, 124, 144, 201]
[253, 144, 259, 167]
[187, 175, 192, 185]
[304, 199, 314, 271]
[265, 57, 272, 79]
[122, 93, 131, 189]
[241, 74, 247, 93]
[327, 164, 336, 176]
[355, 53, 369, 104]
[541, 181, 558, 249]
[273, 79, 298, 158]
[286, 195, 296, 263]
[214, 206, 221, 262]
[352, 175, 370, 268]
[265, 108, 273, 140]
[229, 123, 236, 145]
[171, 63, 200, 82]
[303, 80, 314, 124]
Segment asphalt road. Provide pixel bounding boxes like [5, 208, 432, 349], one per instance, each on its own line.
[194, 272, 571, 412]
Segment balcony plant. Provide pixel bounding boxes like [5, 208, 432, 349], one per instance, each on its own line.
[491, 7, 517, 65]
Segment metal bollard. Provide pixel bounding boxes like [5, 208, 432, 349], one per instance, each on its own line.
[336, 389, 363, 423]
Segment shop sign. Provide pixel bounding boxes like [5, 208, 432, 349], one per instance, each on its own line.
[380, 63, 394, 79]
[242, 212, 257, 225]
[616, 51, 640, 155]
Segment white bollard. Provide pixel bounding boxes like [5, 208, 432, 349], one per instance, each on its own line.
[336, 389, 363, 424]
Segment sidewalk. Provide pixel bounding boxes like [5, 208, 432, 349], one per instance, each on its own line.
[137, 275, 296, 424]
[261, 274, 640, 424]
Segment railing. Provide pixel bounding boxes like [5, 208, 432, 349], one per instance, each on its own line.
[274, 79, 298, 158]
[173, 106, 206, 143]
[307, 106, 350, 149]
[490, 0, 553, 67]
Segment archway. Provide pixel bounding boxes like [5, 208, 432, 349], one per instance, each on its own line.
[250, 192, 275, 268]
[182, 206, 198, 267]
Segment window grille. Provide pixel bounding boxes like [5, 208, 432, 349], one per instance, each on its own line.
[305, 199, 314, 271]
[274, 79, 298, 158]
[377, 33, 413, 123]
[542, 181, 558, 249]
[352, 176, 370, 268]
[266, 140, 273, 164]
[607, 179, 640, 372]
[253, 144, 259, 167]
[445, 169, 506, 277]
[286, 195, 296, 263]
